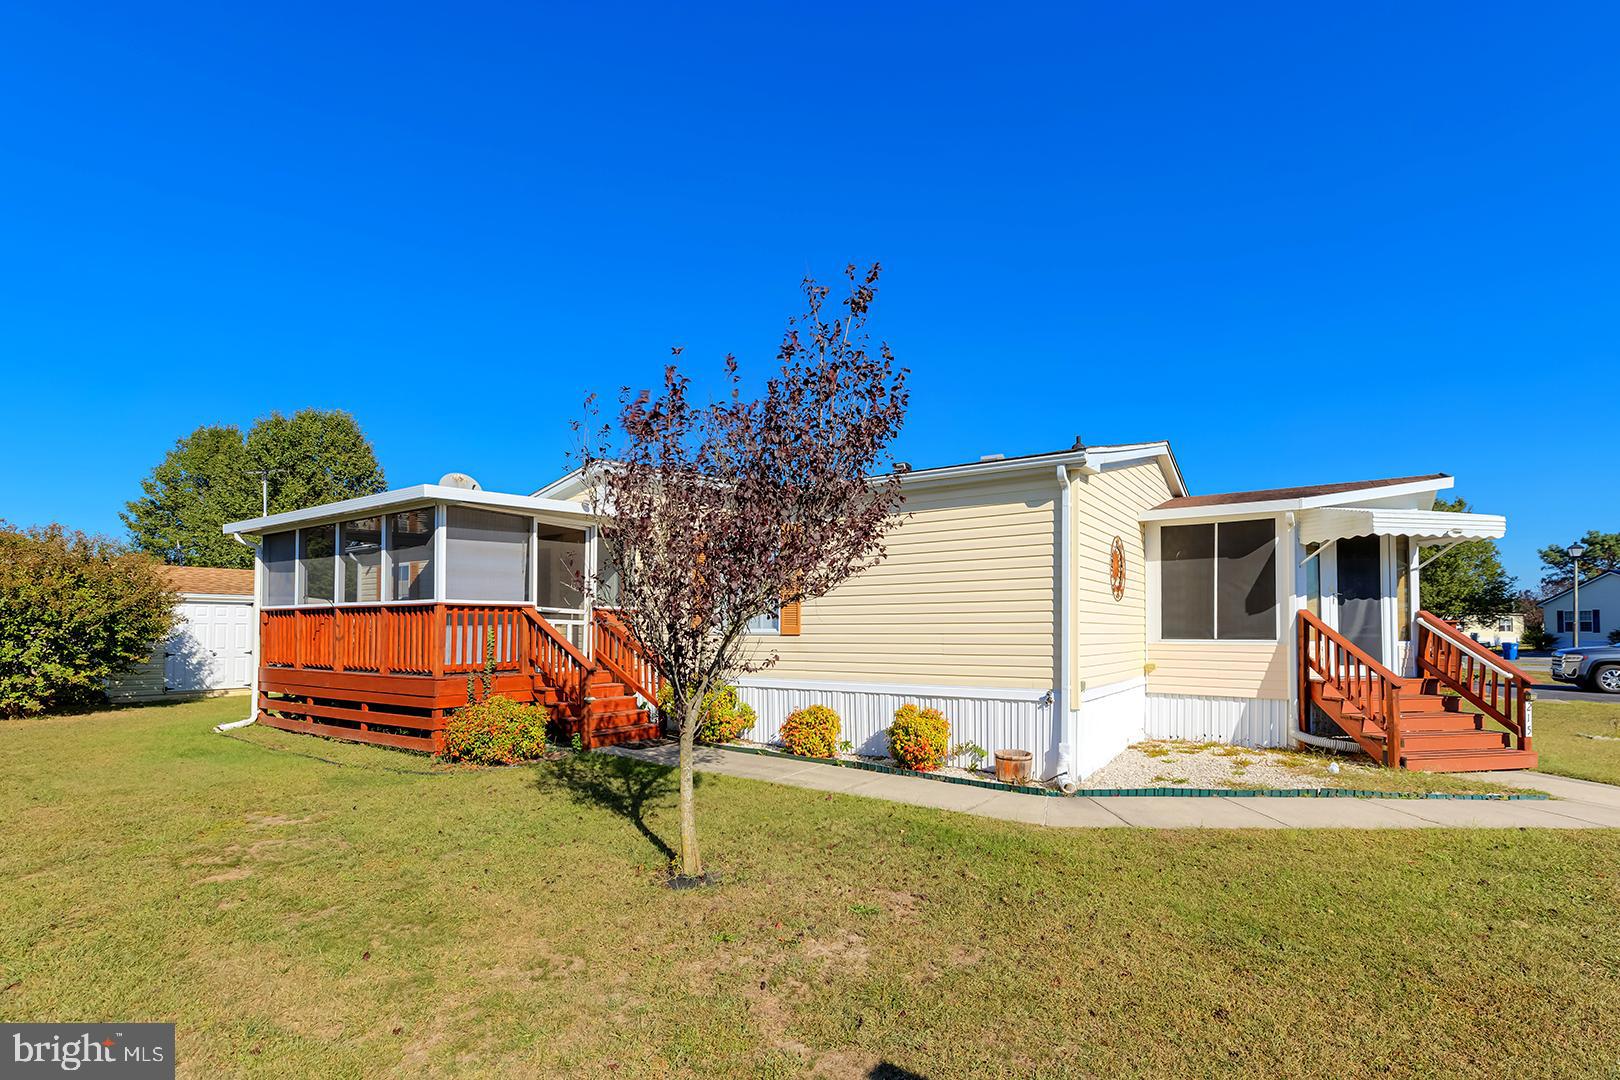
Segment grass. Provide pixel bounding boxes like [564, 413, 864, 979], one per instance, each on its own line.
[2, 699, 1620, 1077]
[1528, 700, 1620, 787]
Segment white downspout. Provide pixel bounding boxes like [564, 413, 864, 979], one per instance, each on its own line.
[215, 532, 260, 731]
[1055, 464, 1078, 791]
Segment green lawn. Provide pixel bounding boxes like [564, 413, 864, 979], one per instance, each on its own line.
[4, 699, 1620, 1077]
[1530, 699, 1620, 786]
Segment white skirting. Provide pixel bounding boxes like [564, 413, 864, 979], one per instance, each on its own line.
[1073, 677, 1147, 779]
[1144, 693, 1292, 748]
[733, 676, 1059, 778]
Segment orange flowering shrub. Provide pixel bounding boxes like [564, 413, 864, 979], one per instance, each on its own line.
[780, 704, 841, 758]
[440, 696, 550, 765]
[888, 704, 950, 771]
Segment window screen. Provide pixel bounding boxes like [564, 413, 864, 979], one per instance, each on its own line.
[1160, 524, 1215, 639]
[1215, 518, 1277, 640]
[535, 525, 586, 609]
[340, 517, 383, 602]
[446, 507, 532, 602]
[263, 531, 296, 606]
[299, 524, 336, 604]
[747, 607, 782, 634]
[593, 542, 623, 608]
[389, 510, 435, 601]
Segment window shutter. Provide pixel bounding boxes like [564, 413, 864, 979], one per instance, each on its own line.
[779, 600, 802, 636]
[1593, 610, 1602, 633]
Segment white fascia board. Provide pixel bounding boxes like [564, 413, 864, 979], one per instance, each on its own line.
[221, 485, 594, 536]
[531, 466, 587, 499]
[1137, 476, 1455, 523]
[895, 442, 1180, 492]
[532, 441, 1185, 501]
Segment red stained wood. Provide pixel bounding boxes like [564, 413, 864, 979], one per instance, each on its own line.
[1298, 611, 1537, 772]
[257, 602, 659, 752]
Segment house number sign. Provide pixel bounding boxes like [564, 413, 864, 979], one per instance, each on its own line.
[1109, 536, 1126, 601]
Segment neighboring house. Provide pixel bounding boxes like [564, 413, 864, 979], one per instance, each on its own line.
[1539, 570, 1619, 650]
[1452, 612, 1524, 648]
[220, 444, 1535, 775]
[108, 566, 256, 702]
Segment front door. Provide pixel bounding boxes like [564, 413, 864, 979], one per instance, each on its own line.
[1335, 535, 1384, 660]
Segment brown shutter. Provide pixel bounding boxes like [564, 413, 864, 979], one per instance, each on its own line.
[779, 600, 802, 636]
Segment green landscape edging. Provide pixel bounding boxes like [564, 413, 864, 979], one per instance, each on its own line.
[713, 744, 1550, 801]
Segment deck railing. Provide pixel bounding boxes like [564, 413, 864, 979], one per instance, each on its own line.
[1414, 610, 1534, 752]
[592, 609, 665, 705]
[1298, 609, 1415, 766]
[264, 603, 534, 678]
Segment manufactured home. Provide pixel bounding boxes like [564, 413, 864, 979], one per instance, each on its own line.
[220, 442, 1535, 776]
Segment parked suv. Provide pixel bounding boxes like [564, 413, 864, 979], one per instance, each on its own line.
[1552, 644, 1620, 694]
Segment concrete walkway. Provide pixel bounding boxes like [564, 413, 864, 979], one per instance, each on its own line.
[607, 744, 1620, 829]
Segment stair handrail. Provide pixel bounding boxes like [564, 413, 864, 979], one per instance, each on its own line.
[518, 607, 593, 710]
[1413, 611, 1534, 683]
[591, 609, 665, 706]
[1414, 610, 1534, 752]
[1298, 610, 1417, 766]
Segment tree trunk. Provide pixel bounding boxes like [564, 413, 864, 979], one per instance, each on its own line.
[677, 702, 704, 878]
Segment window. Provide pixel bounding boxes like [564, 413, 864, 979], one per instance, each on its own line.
[1159, 520, 1277, 641]
[1395, 536, 1411, 641]
[1497, 617, 1514, 632]
[446, 507, 531, 602]
[340, 517, 383, 602]
[389, 509, 435, 600]
[1558, 609, 1602, 634]
[263, 531, 296, 606]
[535, 524, 587, 609]
[593, 541, 623, 608]
[746, 606, 782, 634]
[1304, 542, 1321, 618]
[298, 524, 336, 604]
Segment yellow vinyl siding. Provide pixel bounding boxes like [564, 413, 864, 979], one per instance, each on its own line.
[754, 477, 1058, 688]
[1147, 641, 1289, 698]
[1070, 462, 1171, 690]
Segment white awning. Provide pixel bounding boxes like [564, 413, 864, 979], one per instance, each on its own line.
[1296, 507, 1505, 546]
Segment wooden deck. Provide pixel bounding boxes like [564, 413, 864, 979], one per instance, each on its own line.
[257, 603, 663, 753]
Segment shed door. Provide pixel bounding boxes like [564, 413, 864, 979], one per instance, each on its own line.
[165, 599, 255, 691]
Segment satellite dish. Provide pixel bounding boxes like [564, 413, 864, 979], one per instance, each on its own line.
[439, 472, 482, 490]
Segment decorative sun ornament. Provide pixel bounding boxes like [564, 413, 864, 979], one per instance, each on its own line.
[1109, 536, 1126, 601]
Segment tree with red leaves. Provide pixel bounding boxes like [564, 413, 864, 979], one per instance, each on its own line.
[578, 265, 909, 881]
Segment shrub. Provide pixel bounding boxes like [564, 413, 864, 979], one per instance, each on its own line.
[888, 704, 950, 771]
[1520, 624, 1557, 650]
[0, 523, 178, 718]
[440, 695, 551, 764]
[657, 682, 756, 744]
[780, 704, 841, 757]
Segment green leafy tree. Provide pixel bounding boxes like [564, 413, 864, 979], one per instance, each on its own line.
[0, 524, 179, 717]
[1419, 497, 1516, 624]
[1537, 530, 1620, 595]
[123, 409, 386, 568]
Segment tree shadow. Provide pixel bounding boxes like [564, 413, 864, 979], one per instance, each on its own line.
[869, 1065, 928, 1079]
[536, 752, 690, 861]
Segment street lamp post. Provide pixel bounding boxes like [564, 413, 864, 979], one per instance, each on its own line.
[1568, 543, 1587, 648]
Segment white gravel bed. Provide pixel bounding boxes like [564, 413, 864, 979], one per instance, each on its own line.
[1083, 740, 1337, 790]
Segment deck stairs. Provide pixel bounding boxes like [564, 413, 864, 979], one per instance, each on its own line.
[1300, 610, 1537, 773]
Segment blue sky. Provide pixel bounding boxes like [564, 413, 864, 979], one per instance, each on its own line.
[0, 2, 1613, 587]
